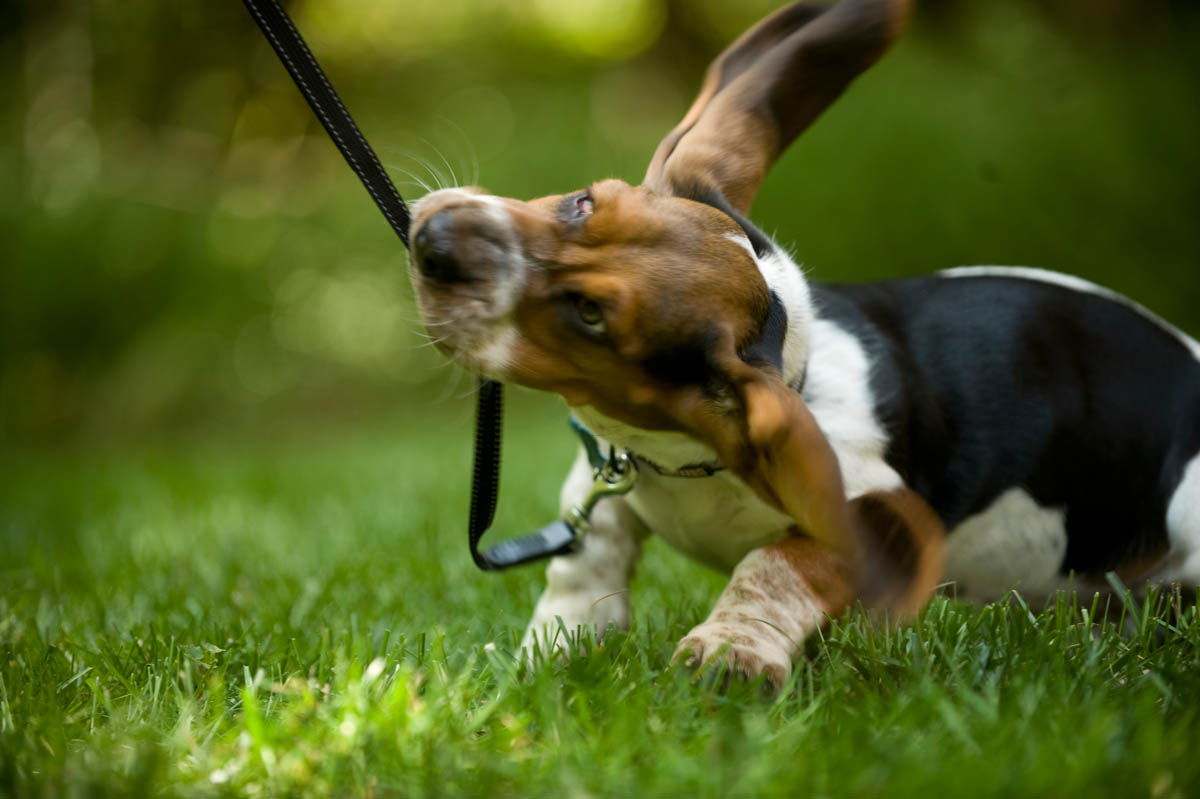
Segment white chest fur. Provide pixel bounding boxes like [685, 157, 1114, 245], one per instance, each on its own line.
[626, 471, 793, 572]
[570, 405, 790, 573]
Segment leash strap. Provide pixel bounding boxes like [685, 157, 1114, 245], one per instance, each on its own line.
[568, 417, 607, 471]
[468, 384, 590, 570]
[241, 0, 520, 570]
[241, 0, 412, 246]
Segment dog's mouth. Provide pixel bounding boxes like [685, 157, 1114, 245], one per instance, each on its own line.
[407, 189, 526, 376]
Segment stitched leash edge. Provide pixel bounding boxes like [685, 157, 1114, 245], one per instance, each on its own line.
[241, 0, 411, 247]
[240, 0, 514, 570]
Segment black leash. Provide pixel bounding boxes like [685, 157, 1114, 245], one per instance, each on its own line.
[242, 0, 551, 570]
[464, 383, 597, 570]
[241, 0, 410, 247]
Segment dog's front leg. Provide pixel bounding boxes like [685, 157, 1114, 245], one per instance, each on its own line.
[675, 488, 945, 688]
[521, 450, 649, 658]
[674, 535, 856, 688]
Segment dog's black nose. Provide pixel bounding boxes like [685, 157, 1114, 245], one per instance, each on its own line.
[413, 210, 463, 283]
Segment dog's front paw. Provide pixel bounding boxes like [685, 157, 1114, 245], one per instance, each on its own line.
[520, 589, 630, 663]
[673, 621, 792, 689]
[519, 615, 591, 662]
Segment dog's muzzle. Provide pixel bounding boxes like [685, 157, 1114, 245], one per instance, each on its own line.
[407, 192, 526, 374]
[410, 198, 517, 288]
[413, 209, 469, 283]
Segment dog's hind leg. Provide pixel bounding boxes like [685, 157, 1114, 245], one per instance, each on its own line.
[520, 449, 650, 660]
[1162, 451, 1200, 589]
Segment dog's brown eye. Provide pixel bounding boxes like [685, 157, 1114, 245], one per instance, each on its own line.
[576, 194, 593, 216]
[575, 296, 605, 331]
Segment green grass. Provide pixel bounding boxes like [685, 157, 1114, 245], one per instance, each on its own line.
[3, 394, 1199, 797]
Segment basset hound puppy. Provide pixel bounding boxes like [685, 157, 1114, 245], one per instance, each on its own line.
[406, 0, 1200, 686]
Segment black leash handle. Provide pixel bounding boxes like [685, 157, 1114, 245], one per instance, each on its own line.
[241, 0, 411, 247]
[468, 380, 581, 570]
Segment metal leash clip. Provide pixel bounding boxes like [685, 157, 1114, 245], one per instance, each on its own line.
[564, 448, 639, 538]
[471, 443, 638, 570]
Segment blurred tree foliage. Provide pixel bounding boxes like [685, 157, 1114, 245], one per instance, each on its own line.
[2, 0, 1198, 441]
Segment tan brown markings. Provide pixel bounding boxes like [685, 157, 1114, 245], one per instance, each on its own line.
[849, 488, 947, 615]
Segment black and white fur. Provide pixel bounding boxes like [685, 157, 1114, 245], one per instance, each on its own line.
[522, 228, 1200, 653]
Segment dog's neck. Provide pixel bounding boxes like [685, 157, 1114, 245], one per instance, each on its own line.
[570, 405, 720, 469]
[574, 242, 813, 471]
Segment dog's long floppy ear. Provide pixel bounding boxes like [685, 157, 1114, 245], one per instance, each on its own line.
[678, 334, 860, 558]
[644, 0, 913, 213]
[677, 332, 944, 614]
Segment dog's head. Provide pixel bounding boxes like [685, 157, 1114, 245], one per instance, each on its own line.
[408, 0, 912, 557]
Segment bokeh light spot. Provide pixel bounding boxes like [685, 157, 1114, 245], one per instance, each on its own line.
[528, 0, 666, 60]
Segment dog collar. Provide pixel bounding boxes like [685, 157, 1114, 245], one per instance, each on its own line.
[633, 455, 726, 478]
[569, 417, 725, 479]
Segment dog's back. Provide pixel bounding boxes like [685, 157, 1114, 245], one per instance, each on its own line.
[813, 269, 1200, 599]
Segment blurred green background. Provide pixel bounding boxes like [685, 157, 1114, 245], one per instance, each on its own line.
[3, 0, 1199, 444]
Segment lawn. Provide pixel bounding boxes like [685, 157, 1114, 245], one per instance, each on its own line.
[1, 392, 1198, 798]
